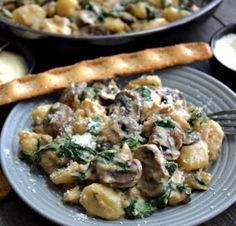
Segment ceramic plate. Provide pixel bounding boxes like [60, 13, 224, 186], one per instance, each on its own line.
[1, 66, 236, 226]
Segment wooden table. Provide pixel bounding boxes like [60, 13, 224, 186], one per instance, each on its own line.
[1, 0, 236, 225]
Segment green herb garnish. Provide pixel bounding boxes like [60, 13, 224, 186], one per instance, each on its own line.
[154, 181, 173, 208]
[57, 137, 97, 163]
[134, 86, 152, 102]
[93, 86, 102, 95]
[22, 136, 97, 165]
[122, 137, 138, 151]
[155, 116, 175, 128]
[161, 0, 172, 8]
[176, 183, 192, 203]
[166, 162, 178, 176]
[125, 197, 156, 219]
[96, 149, 117, 164]
[195, 173, 207, 186]
[188, 109, 208, 125]
[115, 160, 130, 170]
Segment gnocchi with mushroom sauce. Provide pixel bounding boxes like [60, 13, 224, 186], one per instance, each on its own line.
[19, 75, 224, 220]
[1, 0, 199, 36]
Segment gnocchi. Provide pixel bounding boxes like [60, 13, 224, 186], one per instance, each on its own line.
[18, 75, 224, 220]
[80, 183, 125, 220]
[2, 0, 199, 36]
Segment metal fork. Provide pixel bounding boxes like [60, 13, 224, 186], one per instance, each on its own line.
[208, 110, 236, 135]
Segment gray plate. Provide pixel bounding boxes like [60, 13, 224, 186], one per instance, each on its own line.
[1, 66, 236, 226]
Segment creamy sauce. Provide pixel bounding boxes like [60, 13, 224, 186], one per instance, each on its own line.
[0, 51, 28, 84]
[214, 33, 236, 71]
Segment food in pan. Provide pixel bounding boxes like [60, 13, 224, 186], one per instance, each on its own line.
[18, 74, 224, 220]
[0, 0, 199, 36]
[0, 42, 212, 106]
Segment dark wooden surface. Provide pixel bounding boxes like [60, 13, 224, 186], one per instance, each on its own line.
[1, 0, 236, 225]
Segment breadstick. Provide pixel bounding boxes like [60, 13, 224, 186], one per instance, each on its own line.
[0, 42, 212, 105]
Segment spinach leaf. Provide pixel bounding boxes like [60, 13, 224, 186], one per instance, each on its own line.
[154, 181, 173, 208]
[161, 0, 172, 8]
[57, 137, 97, 163]
[115, 161, 130, 170]
[87, 117, 101, 135]
[188, 109, 208, 125]
[194, 173, 207, 186]
[176, 183, 192, 203]
[23, 136, 97, 165]
[80, 0, 93, 10]
[178, 0, 193, 11]
[134, 86, 152, 102]
[166, 162, 178, 176]
[125, 197, 156, 219]
[155, 116, 175, 128]
[96, 149, 117, 164]
[142, 2, 159, 19]
[122, 137, 138, 151]
[93, 86, 102, 95]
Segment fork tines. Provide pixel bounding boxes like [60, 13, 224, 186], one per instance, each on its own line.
[208, 110, 236, 135]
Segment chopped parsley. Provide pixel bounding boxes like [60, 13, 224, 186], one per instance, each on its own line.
[123, 137, 138, 151]
[21, 136, 97, 165]
[93, 86, 102, 95]
[134, 86, 152, 102]
[161, 0, 172, 8]
[155, 116, 176, 128]
[166, 162, 178, 176]
[125, 197, 156, 219]
[176, 183, 192, 203]
[188, 109, 208, 125]
[195, 172, 207, 186]
[154, 181, 173, 208]
[96, 149, 117, 164]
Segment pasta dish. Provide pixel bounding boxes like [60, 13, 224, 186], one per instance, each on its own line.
[1, 0, 198, 36]
[18, 75, 224, 220]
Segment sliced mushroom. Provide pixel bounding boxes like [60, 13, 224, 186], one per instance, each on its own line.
[155, 87, 186, 113]
[148, 124, 184, 160]
[117, 143, 133, 161]
[77, 10, 98, 25]
[94, 153, 142, 188]
[111, 90, 142, 122]
[100, 91, 143, 144]
[134, 144, 169, 198]
[59, 82, 87, 109]
[159, 87, 184, 102]
[98, 92, 115, 106]
[112, 116, 142, 140]
[183, 130, 200, 146]
[118, 11, 137, 23]
[46, 102, 74, 137]
[80, 24, 109, 35]
[98, 80, 120, 106]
